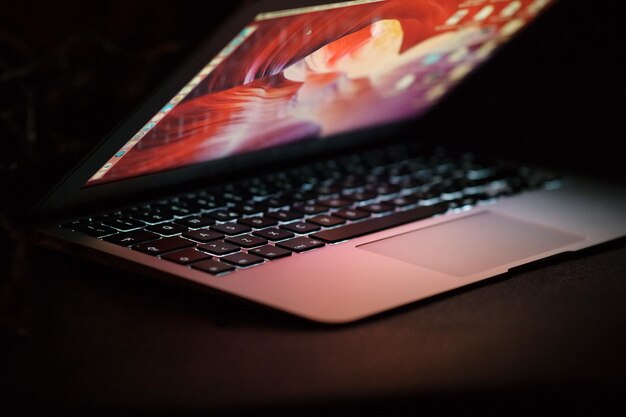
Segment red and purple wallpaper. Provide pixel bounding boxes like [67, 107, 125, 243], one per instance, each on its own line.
[87, 0, 550, 186]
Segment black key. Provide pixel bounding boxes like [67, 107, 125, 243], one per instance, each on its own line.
[315, 184, 341, 195]
[146, 222, 187, 236]
[342, 175, 367, 189]
[101, 217, 145, 231]
[399, 177, 427, 189]
[232, 203, 264, 216]
[333, 208, 370, 221]
[192, 259, 235, 275]
[197, 241, 240, 256]
[221, 191, 245, 203]
[277, 237, 325, 253]
[162, 248, 211, 265]
[369, 183, 401, 196]
[266, 210, 303, 222]
[253, 228, 295, 241]
[183, 229, 224, 243]
[360, 203, 395, 214]
[204, 210, 240, 222]
[238, 216, 278, 229]
[250, 245, 292, 260]
[91, 212, 121, 222]
[75, 224, 118, 238]
[447, 197, 477, 210]
[221, 253, 264, 267]
[175, 216, 215, 229]
[211, 222, 252, 236]
[280, 222, 321, 234]
[181, 197, 226, 211]
[292, 204, 327, 215]
[291, 191, 317, 202]
[104, 230, 160, 246]
[387, 195, 420, 207]
[311, 203, 448, 243]
[248, 185, 273, 198]
[168, 205, 196, 217]
[225, 234, 268, 248]
[306, 215, 346, 227]
[133, 237, 194, 255]
[346, 191, 377, 202]
[131, 210, 175, 224]
[260, 197, 289, 209]
[61, 218, 91, 229]
[120, 205, 149, 216]
[319, 198, 352, 208]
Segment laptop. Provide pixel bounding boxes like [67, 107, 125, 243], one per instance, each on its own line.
[33, 0, 626, 323]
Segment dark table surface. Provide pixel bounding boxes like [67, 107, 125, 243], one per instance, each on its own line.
[2, 1, 625, 416]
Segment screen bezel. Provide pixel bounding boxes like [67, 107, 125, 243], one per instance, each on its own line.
[35, 0, 554, 218]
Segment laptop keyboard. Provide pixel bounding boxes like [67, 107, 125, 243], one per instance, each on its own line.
[61, 144, 560, 275]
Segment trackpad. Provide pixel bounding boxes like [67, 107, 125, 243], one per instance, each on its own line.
[358, 211, 585, 277]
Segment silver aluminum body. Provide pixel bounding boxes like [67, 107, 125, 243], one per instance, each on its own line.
[38, 176, 626, 323]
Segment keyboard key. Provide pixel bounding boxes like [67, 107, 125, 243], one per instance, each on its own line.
[280, 222, 321, 234]
[183, 229, 224, 243]
[131, 210, 175, 224]
[232, 203, 264, 216]
[345, 191, 377, 202]
[175, 216, 215, 229]
[167, 205, 196, 217]
[253, 228, 294, 241]
[291, 191, 317, 202]
[180, 197, 226, 211]
[387, 195, 420, 207]
[225, 234, 268, 248]
[250, 245, 292, 260]
[197, 241, 240, 256]
[360, 203, 395, 214]
[204, 210, 240, 222]
[104, 230, 160, 246]
[341, 175, 367, 189]
[221, 253, 265, 267]
[276, 237, 325, 253]
[162, 248, 211, 265]
[315, 184, 341, 195]
[266, 210, 303, 222]
[333, 208, 370, 221]
[221, 191, 245, 203]
[306, 215, 346, 227]
[369, 183, 401, 196]
[120, 204, 151, 214]
[238, 216, 278, 229]
[260, 197, 289, 209]
[192, 259, 235, 275]
[311, 203, 448, 243]
[211, 223, 252, 236]
[133, 237, 194, 255]
[146, 222, 187, 236]
[101, 217, 145, 231]
[292, 204, 327, 215]
[319, 198, 352, 208]
[75, 224, 118, 238]
[91, 212, 121, 222]
[61, 218, 91, 229]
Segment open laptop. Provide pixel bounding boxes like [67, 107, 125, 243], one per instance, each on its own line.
[33, 0, 626, 323]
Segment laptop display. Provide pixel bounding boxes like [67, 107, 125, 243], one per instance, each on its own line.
[86, 0, 552, 187]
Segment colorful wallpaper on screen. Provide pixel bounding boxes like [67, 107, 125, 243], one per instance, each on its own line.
[86, 0, 552, 186]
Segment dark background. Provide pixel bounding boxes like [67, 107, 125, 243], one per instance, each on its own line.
[1, 1, 625, 416]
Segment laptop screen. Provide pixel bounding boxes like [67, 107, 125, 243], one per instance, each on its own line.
[85, 0, 552, 187]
